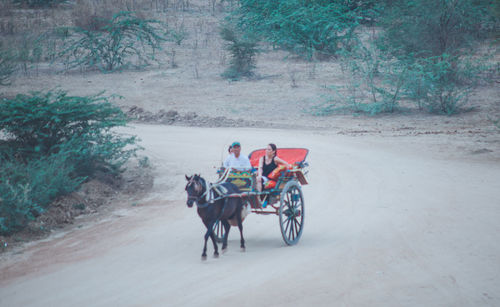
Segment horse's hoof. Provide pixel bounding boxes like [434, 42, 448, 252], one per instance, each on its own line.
[222, 248, 227, 254]
[214, 253, 219, 258]
[240, 247, 246, 252]
[201, 255, 207, 261]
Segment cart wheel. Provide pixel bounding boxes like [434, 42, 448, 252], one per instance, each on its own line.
[212, 220, 225, 243]
[279, 180, 304, 245]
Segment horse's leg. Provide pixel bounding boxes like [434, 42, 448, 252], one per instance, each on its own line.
[236, 203, 245, 252]
[202, 228, 210, 260]
[202, 220, 216, 260]
[221, 220, 231, 252]
[210, 230, 219, 258]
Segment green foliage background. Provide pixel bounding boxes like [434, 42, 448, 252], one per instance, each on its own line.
[0, 91, 140, 234]
[239, 0, 500, 115]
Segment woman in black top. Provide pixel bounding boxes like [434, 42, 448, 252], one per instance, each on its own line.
[257, 143, 289, 192]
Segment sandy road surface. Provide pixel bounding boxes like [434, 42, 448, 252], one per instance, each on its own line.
[1, 125, 499, 306]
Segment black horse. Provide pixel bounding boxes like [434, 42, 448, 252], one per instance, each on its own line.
[185, 174, 245, 260]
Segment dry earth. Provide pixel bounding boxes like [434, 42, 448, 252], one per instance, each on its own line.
[1, 2, 500, 306]
[1, 125, 500, 307]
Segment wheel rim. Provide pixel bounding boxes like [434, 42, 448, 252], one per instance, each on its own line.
[279, 182, 304, 245]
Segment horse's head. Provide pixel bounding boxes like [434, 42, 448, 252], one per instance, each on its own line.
[185, 174, 206, 208]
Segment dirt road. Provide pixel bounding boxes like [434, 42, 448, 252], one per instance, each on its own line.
[1, 125, 499, 306]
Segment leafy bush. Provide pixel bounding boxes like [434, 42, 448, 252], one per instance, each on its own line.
[220, 23, 259, 80]
[329, 48, 487, 115]
[318, 0, 496, 116]
[378, 0, 498, 114]
[234, 0, 367, 59]
[311, 40, 404, 116]
[310, 83, 403, 117]
[0, 91, 135, 161]
[0, 151, 84, 234]
[0, 90, 140, 234]
[1, 30, 67, 80]
[378, 0, 497, 59]
[13, 33, 47, 76]
[400, 54, 487, 114]
[59, 11, 167, 72]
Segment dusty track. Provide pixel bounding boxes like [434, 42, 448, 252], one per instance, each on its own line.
[1, 125, 499, 306]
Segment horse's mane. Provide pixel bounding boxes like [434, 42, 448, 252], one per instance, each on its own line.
[188, 174, 240, 199]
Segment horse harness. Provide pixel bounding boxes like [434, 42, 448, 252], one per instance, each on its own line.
[188, 177, 230, 209]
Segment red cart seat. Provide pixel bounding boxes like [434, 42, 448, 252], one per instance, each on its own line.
[248, 148, 309, 168]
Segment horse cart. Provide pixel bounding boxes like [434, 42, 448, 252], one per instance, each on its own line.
[212, 148, 309, 245]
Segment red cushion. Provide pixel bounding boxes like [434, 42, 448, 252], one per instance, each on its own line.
[264, 180, 277, 189]
[267, 165, 287, 180]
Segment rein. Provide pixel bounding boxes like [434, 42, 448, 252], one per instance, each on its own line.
[189, 179, 227, 208]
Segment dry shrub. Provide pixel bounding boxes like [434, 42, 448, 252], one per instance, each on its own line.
[72, 0, 116, 31]
[0, 19, 15, 35]
[72, 0, 152, 31]
[0, 1, 14, 17]
[0, 5, 70, 35]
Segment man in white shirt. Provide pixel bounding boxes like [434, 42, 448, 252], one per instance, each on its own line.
[223, 141, 251, 170]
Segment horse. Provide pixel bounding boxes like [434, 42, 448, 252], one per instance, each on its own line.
[185, 174, 245, 260]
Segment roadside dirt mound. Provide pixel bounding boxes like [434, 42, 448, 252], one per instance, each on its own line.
[126, 105, 264, 127]
[0, 160, 154, 253]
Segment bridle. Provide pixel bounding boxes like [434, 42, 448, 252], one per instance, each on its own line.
[186, 176, 210, 208]
[186, 175, 233, 229]
[186, 175, 231, 210]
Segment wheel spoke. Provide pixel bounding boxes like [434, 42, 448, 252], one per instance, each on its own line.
[293, 218, 301, 233]
[286, 219, 292, 241]
[291, 189, 298, 204]
[284, 216, 291, 235]
[212, 221, 225, 243]
[286, 192, 292, 205]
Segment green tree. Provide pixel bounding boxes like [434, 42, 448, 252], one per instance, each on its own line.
[234, 0, 367, 59]
[375, 0, 497, 114]
[59, 11, 167, 72]
[378, 0, 496, 58]
[220, 23, 259, 80]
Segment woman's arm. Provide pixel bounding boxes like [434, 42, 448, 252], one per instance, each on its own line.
[258, 157, 263, 177]
[275, 156, 290, 167]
